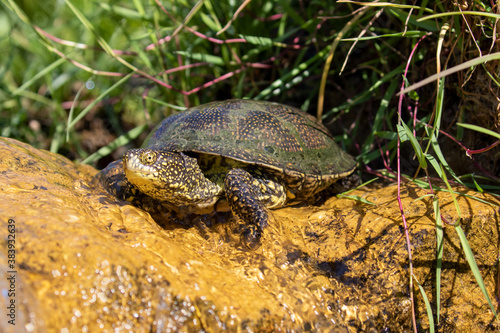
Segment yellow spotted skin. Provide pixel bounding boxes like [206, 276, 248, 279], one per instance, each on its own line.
[100, 99, 356, 246]
[124, 150, 222, 208]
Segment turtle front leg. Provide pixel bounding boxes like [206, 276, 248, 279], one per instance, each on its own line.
[224, 168, 287, 247]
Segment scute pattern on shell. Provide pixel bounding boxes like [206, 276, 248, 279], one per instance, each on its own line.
[142, 99, 356, 194]
[239, 111, 302, 152]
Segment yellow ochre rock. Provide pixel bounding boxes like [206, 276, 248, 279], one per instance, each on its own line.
[0, 137, 498, 332]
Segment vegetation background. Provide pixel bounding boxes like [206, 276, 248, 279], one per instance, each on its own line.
[2, 0, 500, 330]
[1, 0, 499, 182]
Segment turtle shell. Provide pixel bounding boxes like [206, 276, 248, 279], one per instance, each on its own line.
[143, 99, 356, 194]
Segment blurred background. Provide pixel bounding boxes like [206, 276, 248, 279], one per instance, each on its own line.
[1, 0, 499, 189]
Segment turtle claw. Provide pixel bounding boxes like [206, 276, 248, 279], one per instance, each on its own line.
[240, 225, 262, 250]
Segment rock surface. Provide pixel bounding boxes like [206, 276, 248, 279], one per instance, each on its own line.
[0, 137, 499, 332]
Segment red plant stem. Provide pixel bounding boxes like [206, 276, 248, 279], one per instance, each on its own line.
[33, 1, 297, 98]
[157, 62, 209, 75]
[396, 134, 417, 333]
[376, 139, 392, 171]
[465, 140, 500, 155]
[410, 118, 500, 181]
[34, 25, 137, 56]
[411, 116, 500, 155]
[260, 13, 284, 21]
[49, 47, 125, 77]
[145, 32, 247, 51]
[149, 0, 300, 51]
[183, 68, 246, 95]
[398, 33, 431, 333]
[362, 166, 398, 182]
[217, 0, 252, 36]
[148, 0, 246, 51]
[38, 0, 307, 102]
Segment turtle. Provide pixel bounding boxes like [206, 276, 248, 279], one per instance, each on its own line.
[97, 99, 356, 247]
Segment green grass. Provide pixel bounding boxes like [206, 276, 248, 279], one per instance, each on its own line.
[2, 0, 500, 330]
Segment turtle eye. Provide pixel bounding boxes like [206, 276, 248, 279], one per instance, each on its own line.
[140, 151, 157, 165]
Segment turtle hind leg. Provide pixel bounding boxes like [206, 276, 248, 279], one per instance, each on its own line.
[224, 168, 287, 248]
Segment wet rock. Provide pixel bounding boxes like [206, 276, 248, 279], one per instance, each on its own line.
[0, 137, 499, 332]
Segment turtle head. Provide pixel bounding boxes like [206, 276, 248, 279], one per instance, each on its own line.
[123, 149, 196, 203]
[123, 149, 222, 206]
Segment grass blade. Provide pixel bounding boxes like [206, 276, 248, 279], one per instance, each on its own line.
[419, 11, 500, 21]
[399, 52, 500, 95]
[397, 122, 427, 168]
[433, 197, 443, 324]
[457, 123, 500, 140]
[337, 1, 434, 13]
[454, 224, 498, 319]
[67, 72, 134, 131]
[413, 274, 435, 333]
[441, 164, 498, 319]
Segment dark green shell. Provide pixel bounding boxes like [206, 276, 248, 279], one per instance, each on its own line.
[143, 99, 355, 185]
